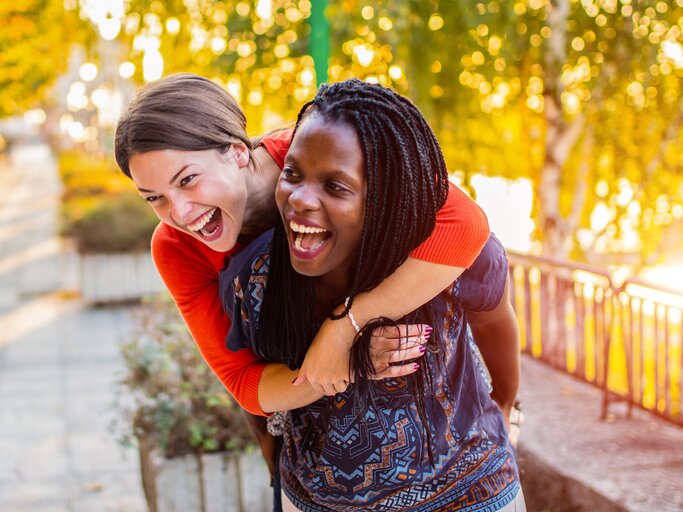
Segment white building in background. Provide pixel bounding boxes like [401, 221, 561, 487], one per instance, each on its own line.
[451, 174, 535, 254]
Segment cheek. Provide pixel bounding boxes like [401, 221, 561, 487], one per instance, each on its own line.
[275, 183, 291, 211]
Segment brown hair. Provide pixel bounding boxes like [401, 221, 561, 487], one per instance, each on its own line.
[114, 73, 253, 177]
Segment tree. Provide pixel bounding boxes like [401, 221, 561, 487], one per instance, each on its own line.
[0, 0, 91, 117]
[326, 0, 683, 262]
[77, 0, 683, 262]
[117, 0, 317, 132]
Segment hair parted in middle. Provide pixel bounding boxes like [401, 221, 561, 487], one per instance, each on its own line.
[258, 80, 451, 460]
[114, 73, 253, 178]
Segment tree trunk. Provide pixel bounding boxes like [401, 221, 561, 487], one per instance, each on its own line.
[539, 0, 584, 257]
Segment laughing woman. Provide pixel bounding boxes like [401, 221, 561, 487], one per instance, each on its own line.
[220, 80, 525, 511]
[114, 74, 496, 508]
[114, 73, 491, 412]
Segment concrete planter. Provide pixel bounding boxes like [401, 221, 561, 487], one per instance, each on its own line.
[80, 252, 165, 303]
[138, 438, 273, 512]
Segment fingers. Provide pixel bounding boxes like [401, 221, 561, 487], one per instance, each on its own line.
[371, 362, 420, 380]
[291, 372, 306, 386]
[372, 324, 432, 340]
[387, 343, 426, 363]
[370, 326, 432, 359]
[301, 373, 349, 396]
[369, 324, 432, 370]
[317, 380, 349, 396]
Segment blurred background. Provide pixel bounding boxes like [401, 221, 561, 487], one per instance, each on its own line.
[2, 0, 683, 271]
[1, 1, 682, 511]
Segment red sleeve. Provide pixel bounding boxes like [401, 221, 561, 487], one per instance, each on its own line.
[409, 182, 490, 267]
[151, 223, 268, 415]
[259, 128, 292, 169]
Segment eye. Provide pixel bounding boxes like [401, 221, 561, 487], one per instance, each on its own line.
[326, 181, 351, 194]
[179, 174, 197, 187]
[281, 166, 300, 182]
[144, 195, 162, 203]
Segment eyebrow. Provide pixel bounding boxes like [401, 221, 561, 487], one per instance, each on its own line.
[285, 154, 352, 177]
[136, 165, 191, 193]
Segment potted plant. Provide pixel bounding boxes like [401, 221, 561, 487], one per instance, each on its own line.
[115, 296, 273, 512]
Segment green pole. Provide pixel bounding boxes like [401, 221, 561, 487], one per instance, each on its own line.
[309, 0, 329, 86]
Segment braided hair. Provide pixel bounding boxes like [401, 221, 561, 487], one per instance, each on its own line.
[258, 79, 450, 462]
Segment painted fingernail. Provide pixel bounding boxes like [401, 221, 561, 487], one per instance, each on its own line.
[413, 363, 420, 371]
[419, 345, 426, 353]
[424, 326, 433, 334]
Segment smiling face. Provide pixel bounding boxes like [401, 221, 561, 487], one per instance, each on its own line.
[128, 144, 251, 252]
[276, 115, 366, 295]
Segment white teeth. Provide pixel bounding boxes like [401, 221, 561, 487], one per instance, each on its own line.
[289, 220, 328, 234]
[294, 233, 304, 251]
[294, 233, 326, 252]
[187, 208, 217, 232]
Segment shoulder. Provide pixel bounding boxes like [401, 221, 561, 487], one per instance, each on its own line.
[258, 128, 293, 169]
[218, 229, 273, 303]
[219, 230, 273, 353]
[151, 222, 239, 304]
[456, 233, 509, 312]
[152, 222, 233, 268]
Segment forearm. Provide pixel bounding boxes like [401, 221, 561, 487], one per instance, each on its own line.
[468, 303, 520, 410]
[295, 258, 465, 392]
[345, 257, 464, 328]
[258, 363, 324, 413]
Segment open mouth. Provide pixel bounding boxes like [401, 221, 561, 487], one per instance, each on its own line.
[289, 220, 330, 254]
[187, 208, 222, 238]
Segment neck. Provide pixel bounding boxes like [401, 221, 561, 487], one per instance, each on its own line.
[240, 146, 281, 236]
[313, 269, 351, 317]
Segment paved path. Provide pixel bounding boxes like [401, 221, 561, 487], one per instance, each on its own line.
[519, 356, 683, 512]
[0, 144, 146, 511]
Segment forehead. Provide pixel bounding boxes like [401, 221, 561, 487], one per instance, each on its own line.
[128, 148, 221, 189]
[288, 115, 363, 168]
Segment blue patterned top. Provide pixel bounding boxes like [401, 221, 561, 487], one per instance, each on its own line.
[219, 232, 520, 511]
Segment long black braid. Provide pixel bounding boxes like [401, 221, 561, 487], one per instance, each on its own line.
[257, 79, 450, 463]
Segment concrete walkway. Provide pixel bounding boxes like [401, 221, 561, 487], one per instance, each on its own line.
[0, 144, 145, 511]
[519, 356, 683, 512]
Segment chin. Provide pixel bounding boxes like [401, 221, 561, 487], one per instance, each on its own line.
[194, 232, 235, 252]
[290, 260, 323, 278]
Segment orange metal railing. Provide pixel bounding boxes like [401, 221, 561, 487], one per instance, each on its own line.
[507, 251, 683, 426]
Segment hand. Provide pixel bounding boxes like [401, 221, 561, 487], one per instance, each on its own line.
[293, 320, 430, 396]
[368, 324, 431, 380]
[292, 315, 356, 396]
[508, 400, 523, 449]
[493, 397, 522, 448]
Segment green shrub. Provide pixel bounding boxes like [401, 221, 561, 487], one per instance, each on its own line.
[58, 149, 158, 253]
[68, 191, 159, 253]
[116, 296, 256, 457]
[58, 149, 128, 197]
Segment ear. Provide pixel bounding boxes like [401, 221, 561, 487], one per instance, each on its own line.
[231, 143, 250, 168]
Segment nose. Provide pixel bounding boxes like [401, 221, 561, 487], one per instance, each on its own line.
[288, 183, 321, 213]
[168, 192, 194, 225]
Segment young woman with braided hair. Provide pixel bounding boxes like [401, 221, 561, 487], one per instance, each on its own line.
[220, 79, 524, 511]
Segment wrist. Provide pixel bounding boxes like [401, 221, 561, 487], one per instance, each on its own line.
[324, 307, 357, 347]
[343, 297, 361, 333]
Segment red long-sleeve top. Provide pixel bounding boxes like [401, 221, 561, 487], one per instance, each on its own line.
[151, 130, 490, 415]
